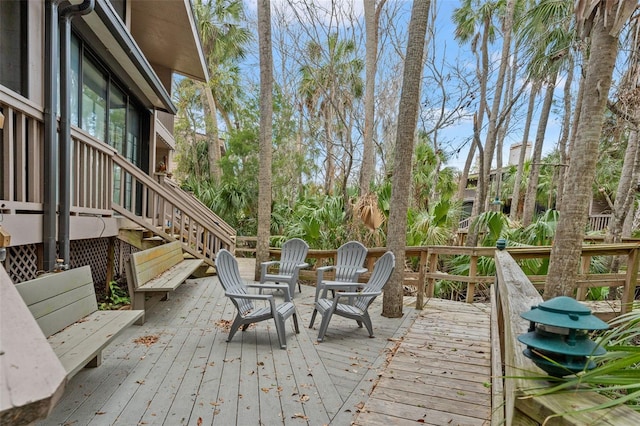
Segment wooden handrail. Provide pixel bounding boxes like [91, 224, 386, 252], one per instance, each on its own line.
[158, 176, 236, 238]
[112, 153, 235, 266]
[246, 237, 639, 314]
[494, 250, 640, 425]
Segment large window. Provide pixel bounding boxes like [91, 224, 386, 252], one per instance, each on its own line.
[0, 0, 27, 95]
[69, 33, 147, 209]
[82, 56, 108, 141]
[70, 33, 146, 163]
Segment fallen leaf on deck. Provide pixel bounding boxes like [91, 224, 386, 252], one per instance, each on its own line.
[291, 413, 309, 420]
[133, 335, 159, 347]
[300, 394, 310, 403]
[261, 388, 271, 393]
[197, 417, 203, 426]
[95, 411, 106, 415]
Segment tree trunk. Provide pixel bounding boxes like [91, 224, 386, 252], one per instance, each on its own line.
[359, 0, 385, 193]
[607, 128, 640, 244]
[203, 83, 222, 184]
[556, 57, 574, 210]
[477, 0, 515, 219]
[522, 77, 556, 226]
[384, 0, 430, 318]
[510, 82, 538, 221]
[255, 0, 273, 280]
[545, 3, 633, 298]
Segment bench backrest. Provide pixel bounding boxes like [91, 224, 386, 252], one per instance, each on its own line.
[129, 241, 184, 288]
[14, 265, 97, 337]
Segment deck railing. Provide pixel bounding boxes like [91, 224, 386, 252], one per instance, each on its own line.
[0, 87, 45, 213]
[459, 214, 612, 233]
[1, 87, 235, 265]
[493, 250, 640, 425]
[112, 154, 234, 266]
[249, 239, 639, 316]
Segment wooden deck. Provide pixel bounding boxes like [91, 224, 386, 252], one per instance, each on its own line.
[38, 259, 492, 425]
[355, 298, 492, 425]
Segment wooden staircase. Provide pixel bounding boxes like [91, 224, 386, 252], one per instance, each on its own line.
[111, 153, 235, 268]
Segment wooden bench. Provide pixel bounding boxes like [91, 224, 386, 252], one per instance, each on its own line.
[126, 241, 203, 324]
[14, 265, 144, 381]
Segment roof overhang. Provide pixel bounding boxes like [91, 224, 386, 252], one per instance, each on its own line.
[130, 0, 209, 83]
[72, 0, 177, 113]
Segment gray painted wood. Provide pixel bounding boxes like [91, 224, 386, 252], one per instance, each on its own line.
[0, 267, 66, 425]
[39, 258, 421, 426]
[127, 241, 203, 321]
[14, 265, 143, 381]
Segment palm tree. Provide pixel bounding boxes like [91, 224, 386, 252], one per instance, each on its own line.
[384, 0, 430, 318]
[545, 0, 637, 298]
[518, 0, 574, 226]
[452, 0, 496, 207]
[194, 0, 252, 183]
[359, 0, 387, 194]
[606, 18, 640, 248]
[255, 0, 273, 280]
[298, 34, 364, 196]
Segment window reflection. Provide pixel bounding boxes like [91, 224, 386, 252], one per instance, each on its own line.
[82, 56, 107, 141]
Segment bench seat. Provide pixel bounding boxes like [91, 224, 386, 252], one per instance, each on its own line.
[136, 259, 203, 292]
[47, 309, 144, 379]
[15, 265, 143, 380]
[127, 241, 204, 323]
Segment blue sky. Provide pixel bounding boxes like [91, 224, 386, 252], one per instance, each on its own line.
[242, 0, 565, 172]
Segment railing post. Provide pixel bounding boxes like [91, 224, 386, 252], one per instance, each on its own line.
[426, 249, 438, 298]
[576, 255, 591, 301]
[466, 254, 478, 303]
[622, 246, 639, 315]
[416, 248, 427, 309]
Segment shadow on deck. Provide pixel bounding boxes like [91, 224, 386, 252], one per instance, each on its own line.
[40, 259, 491, 425]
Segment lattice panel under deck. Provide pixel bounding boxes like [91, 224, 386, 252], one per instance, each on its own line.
[3, 244, 39, 283]
[70, 238, 109, 285]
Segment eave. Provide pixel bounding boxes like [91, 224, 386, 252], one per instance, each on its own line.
[73, 0, 177, 113]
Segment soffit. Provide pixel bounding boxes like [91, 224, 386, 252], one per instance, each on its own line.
[130, 0, 209, 82]
[73, 0, 176, 113]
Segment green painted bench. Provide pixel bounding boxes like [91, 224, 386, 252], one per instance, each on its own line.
[14, 265, 144, 380]
[126, 241, 203, 324]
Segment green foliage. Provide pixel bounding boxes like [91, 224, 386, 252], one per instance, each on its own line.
[521, 305, 640, 421]
[99, 281, 130, 310]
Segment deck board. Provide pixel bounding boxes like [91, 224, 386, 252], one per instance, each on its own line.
[37, 259, 494, 426]
[354, 298, 492, 426]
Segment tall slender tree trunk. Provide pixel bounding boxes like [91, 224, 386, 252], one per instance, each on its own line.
[556, 58, 574, 209]
[467, 0, 515, 246]
[478, 0, 515, 210]
[608, 129, 640, 244]
[203, 83, 222, 183]
[384, 0, 430, 318]
[545, 1, 636, 298]
[255, 0, 273, 280]
[510, 82, 539, 221]
[522, 77, 556, 226]
[359, 0, 385, 193]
